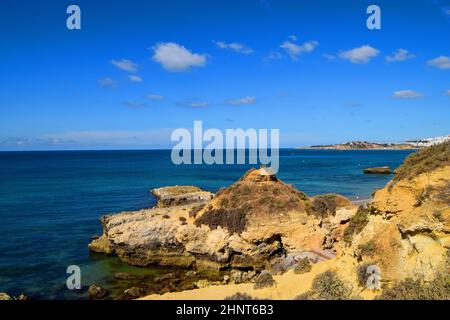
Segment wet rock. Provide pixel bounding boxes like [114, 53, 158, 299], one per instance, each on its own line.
[154, 273, 176, 283]
[114, 272, 144, 280]
[160, 283, 176, 294]
[122, 286, 147, 299]
[88, 284, 108, 299]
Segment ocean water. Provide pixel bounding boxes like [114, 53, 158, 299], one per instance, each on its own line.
[0, 149, 413, 299]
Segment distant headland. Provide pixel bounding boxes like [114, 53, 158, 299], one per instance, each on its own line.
[300, 135, 450, 150]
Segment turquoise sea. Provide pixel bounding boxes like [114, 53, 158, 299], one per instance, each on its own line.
[0, 149, 413, 299]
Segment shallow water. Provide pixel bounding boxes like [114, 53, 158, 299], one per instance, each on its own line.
[0, 149, 413, 299]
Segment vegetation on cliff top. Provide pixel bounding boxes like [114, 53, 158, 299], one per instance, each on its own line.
[293, 258, 312, 274]
[393, 141, 450, 182]
[253, 271, 276, 289]
[194, 168, 312, 234]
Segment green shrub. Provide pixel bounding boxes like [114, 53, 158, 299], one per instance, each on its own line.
[343, 206, 370, 244]
[378, 275, 450, 300]
[295, 271, 354, 300]
[194, 208, 247, 234]
[311, 195, 337, 218]
[294, 258, 312, 274]
[253, 271, 276, 289]
[435, 182, 450, 205]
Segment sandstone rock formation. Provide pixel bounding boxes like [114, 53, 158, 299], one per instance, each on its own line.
[139, 142, 450, 300]
[346, 142, 450, 283]
[89, 168, 357, 271]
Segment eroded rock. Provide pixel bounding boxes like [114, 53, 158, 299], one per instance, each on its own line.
[88, 284, 108, 299]
[89, 168, 356, 272]
[152, 186, 213, 208]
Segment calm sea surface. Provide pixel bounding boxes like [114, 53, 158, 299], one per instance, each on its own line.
[0, 149, 413, 299]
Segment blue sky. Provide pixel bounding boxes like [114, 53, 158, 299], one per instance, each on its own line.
[0, 0, 449, 150]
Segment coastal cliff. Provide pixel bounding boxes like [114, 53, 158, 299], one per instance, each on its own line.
[89, 168, 357, 272]
[89, 142, 450, 300]
[140, 142, 450, 300]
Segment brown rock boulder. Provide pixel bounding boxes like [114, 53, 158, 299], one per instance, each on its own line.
[363, 166, 391, 174]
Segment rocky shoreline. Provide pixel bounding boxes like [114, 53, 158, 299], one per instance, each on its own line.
[87, 142, 450, 300]
[4, 143, 447, 300]
[88, 167, 359, 299]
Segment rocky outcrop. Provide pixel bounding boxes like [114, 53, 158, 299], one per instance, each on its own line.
[363, 166, 391, 174]
[138, 142, 450, 300]
[89, 168, 357, 271]
[88, 284, 108, 299]
[152, 186, 213, 208]
[345, 142, 450, 283]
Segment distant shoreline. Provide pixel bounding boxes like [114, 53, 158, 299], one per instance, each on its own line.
[298, 147, 417, 151]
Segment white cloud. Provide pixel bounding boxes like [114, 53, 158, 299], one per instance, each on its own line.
[226, 96, 256, 105]
[1, 137, 30, 146]
[322, 53, 336, 60]
[393, 90, 424, 99]
[385, 49, 415, 62]
[214, 41, 254, 54]
[122, 101, 148, 108]
[152, 42, 207, 72]
[177, 100, 210, 108]
[98, 77, 117, 88]
[338, 45, 380, 64]
[427, 56, 450, 69]
[145, 94, 164, 101]
[128, 75, 143, 82]
[280, 39, 318, 60]
[263, 51, 282, 62]
[39, 129, 176, 149]
[111, 59, 139, 72]
[444, 90, 450, 96]
[189, 102, 209, 108]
